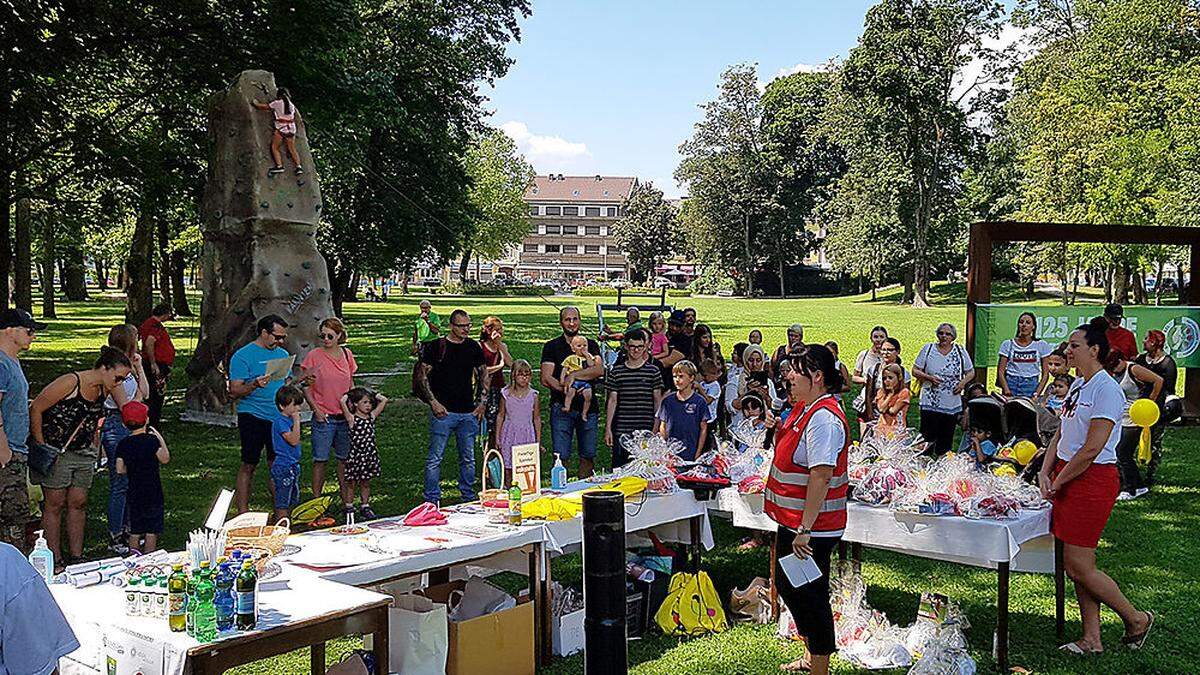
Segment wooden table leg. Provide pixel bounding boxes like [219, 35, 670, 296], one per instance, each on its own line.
[689, 515, 703, 572]
[996, 562, 1010, 672]
[310, 642, 325, 675]
[1055, 537, 1066, 640]
[838, 540, 848, 561]
[372, 605, 389, 675]
[851, 542, 862, 564]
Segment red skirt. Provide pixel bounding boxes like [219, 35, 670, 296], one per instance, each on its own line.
[1050, 459, 1119, 548]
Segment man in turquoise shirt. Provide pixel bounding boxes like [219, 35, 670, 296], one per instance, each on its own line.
[229, 314, 296, 514]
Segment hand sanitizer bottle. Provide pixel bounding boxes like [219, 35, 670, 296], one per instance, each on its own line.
[28, 529, 53, 583]
[551, 456, 567, 490]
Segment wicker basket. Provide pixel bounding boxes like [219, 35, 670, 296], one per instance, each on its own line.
[225, 518, 290, 554]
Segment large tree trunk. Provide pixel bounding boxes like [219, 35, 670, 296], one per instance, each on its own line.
[347, 270, 360, 302]
[743, 211, 753, 297]
[901, 268, 914, 305]
[329, 264, 352, 318]
[14, 187, 31, 311]
[157, 217, 172, 305]
[778, 257, 786, 298]
[1113, 262, 1129, 305]
[458, 249, 471, 281]
[0, 169, 10, 310]
[170, 249, 192, 316]
[1132, 270, 1147, 305]
[40, 212, 55, 319]
[126, 209, 155, 325]
[62, 240, 88, 301]
[1024, 276, 1035, 300]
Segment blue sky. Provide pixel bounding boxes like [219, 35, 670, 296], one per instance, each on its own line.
[484, 1, 880, 198]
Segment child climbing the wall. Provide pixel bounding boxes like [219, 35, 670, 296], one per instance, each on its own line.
[253, 87, 304, 176]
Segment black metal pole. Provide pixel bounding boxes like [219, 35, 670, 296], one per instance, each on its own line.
[583, 490, 627, 675]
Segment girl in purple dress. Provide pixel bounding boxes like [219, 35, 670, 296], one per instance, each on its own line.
[494, 360, 541, 484]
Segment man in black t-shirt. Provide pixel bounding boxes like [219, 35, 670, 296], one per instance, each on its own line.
[413, 308, 488, 504]
[604, 329, 664, 467]
[541, 306, 604, 478]
[659, 310, 689, 390]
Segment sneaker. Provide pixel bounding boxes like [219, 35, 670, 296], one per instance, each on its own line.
[268, 165, 284, 175]
[108, 538, 130, 556]
[1117, 491, 1136, 501]
[1134, 487, 1150, 498]
[294, 166, 305, 176]
[359, 504, 377, 521]
[344, 505, 356, 525]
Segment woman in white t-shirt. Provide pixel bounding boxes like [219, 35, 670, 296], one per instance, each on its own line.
[912, 323, 974, 455]
[1105, 355, 1161, 500]
[1040, 318, 1154, 654]
[997, 312, 1051, 399]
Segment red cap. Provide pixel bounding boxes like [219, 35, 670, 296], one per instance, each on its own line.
[121, 401, 149, 427]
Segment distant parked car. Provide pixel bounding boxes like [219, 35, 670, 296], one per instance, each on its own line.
[653, 276, 672, 289]
[610, 279, 629, 289]
[424, 278, 443, 287]
[716, 289, 734, 297]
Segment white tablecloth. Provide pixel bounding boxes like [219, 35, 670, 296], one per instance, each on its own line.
[542, 488, 715, 555]
[53, 565, 389, 675]
[711, 489, 1054, 573]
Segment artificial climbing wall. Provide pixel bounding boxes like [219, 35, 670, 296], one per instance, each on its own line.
[185, 70, 334, 419]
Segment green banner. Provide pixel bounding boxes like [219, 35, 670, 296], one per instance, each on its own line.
[974, 304, 1200, 367]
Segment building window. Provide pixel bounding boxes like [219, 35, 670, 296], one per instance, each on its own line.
[562, 206, 579, 216]
[545, 206, 561, 215]
[608, 245, 622, 255]
[528, 206, 539, 216]
[585, 245, 601, 254]
[585, 206, 601, 216]
[546, 224, 561, 234]
[545, 244, 561, 254]
[585, 225, 601, 236]
[606, 207, 617, 217]
[523, 243, 538, 253]
[563, 244, 578, 254]
[562, 225, 578, 235]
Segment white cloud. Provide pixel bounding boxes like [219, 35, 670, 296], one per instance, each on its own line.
[952, 23, 1036, 107]
[500, 121, 591, 167]
[772, 62, 828, 80]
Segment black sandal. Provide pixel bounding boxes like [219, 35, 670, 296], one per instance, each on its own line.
[1121, 611, 1155, 650]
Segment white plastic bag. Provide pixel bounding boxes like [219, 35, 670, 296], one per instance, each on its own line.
[448, 576, 517, 621]
[383, 594, 448, 675]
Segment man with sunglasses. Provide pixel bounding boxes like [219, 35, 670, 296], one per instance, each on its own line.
[0, 309, 44, 551]
[413, 308, 488, 504]
[228, 314, 293, 514]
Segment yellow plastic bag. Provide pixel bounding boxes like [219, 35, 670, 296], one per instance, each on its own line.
[521, 496, 581, 521]
[560, 476, 648, 507]
[653, 571, 727, 636]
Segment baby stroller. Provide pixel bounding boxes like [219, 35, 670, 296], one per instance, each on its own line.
[1003, 398, 1059, 482]
[964, 395, 1005, 441]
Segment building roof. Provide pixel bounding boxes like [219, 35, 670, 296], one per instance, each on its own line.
[526, 175, 636, 203]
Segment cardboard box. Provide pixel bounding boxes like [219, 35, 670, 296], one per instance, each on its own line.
[424, 581, 535, 675]
[552, 607, 585, 656]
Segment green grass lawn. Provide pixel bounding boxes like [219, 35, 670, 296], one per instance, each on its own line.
[32, 285, 1195, 674]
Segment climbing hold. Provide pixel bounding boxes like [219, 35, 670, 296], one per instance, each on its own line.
[301, 261, 312, 270]
[283, 272, 291, 277]
[262, 269, 271, 275]
[297, 179, 305, 186]
[300, 343, 309, 349]
[317, 288, 327, 295]
[286, 202, 293, 208]
[314, 203, 322, 212]
[260, 201, 269, 209]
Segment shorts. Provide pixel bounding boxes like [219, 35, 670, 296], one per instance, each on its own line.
[31, 449, 96, 490]
[274, 125, 296, 138]
[311, 417, 350, 462]
[238, 413, 276, 466]
[270, 464, 301, 511]
[570, 380, 593, 392]
[1051, 459, 1119, 548]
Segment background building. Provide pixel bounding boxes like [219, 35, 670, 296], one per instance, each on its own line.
[517, 174, 637, 281]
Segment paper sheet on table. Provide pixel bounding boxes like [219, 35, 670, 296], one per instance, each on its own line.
[779, 553, 823, 587]
[264, 354, 296, 382]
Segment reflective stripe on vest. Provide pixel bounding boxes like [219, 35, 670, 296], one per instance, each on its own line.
[764, 491, 848, 513]
[767, 470, 850, 489]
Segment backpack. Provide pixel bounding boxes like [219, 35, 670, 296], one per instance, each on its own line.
[411, 338, 448, 397]
[653, 571, 728, 636]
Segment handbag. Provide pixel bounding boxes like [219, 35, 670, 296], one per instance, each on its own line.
[654, 570, 728, 636]
[729, 576, 772, 624]
[27, 442, 61, 476]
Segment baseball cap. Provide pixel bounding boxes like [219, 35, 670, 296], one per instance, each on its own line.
[668, 309, 686, 325]
[788, 323, 804, 335]
[1104, 303, 1124, 319]
[121, 401, 149, 427]
[0, 308, 47, 331]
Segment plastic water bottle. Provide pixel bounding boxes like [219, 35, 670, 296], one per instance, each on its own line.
[507, 485, 523, 526]
[214, 559, 235, 631]
[125, 577, 141, 616]
[139, 573, 154, 617]
[185, 567, 198, 636]
[236, 560, 258, 630]
[194, 561, 217, 642]
[156, 576, 169, 619]
[551, 456, 567, 490]
[27, 530, 53, 583]
[168, 564, 187, 632]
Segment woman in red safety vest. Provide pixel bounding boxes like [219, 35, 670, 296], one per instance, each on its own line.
[764, 344, 849, 674]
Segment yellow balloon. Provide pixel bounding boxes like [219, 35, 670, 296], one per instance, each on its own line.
[1013, 440, 1038, 465]
[1129, 399, 1161, 428]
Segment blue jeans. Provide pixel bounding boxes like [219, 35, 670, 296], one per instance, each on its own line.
[550, 407, 598, 460]
[424, 412, 479, 504]
[271, 463, 301, 510]
[101, 412, 130, 537]
[310, 417, 350, 461]
[1007, 374, 1039, 398]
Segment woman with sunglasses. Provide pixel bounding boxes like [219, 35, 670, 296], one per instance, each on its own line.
[765, 345, 849, 674]
[912, 323, 974, 455]
[301, 317, 358, 525]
